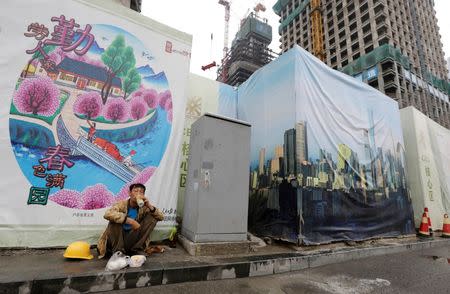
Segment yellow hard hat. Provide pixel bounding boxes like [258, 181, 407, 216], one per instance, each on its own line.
[63, 241, 94, 260]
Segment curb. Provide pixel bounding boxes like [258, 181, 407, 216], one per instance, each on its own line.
[2, 238, 449, 293]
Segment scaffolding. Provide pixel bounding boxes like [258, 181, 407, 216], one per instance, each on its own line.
[217, 12, 278, 86]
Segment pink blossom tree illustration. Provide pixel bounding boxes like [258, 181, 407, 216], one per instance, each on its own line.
[158, 90, 172, 110]
[129, 96, 148, 120]
[103, 98, 129, 122]
[49, 184, 116, 209]
[49, 189, 80, 208]
[13, 76, 60, 116]
[165, 99, 173, 111]
[47, 47, 67, 65]
[131, 87, 145, 98]
[73, 92, 103, 119]
[116, 167, 156, 200]
[142, 89, 159, 109]
[80, 184, 114, 210]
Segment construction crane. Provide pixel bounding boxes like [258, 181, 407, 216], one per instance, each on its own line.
[218, 0, 231, 58]
[201, 33, 217, 71]
[253, 2, 266, 15]
[310, 0, 325, 61]
[201, 61, 217, 71]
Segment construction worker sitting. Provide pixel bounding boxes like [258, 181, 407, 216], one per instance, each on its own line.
[97, 183, 164, 258]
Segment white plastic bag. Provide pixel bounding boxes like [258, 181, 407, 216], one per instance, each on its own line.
[105, 251, 130, 271]
[129, 255, 146, 268]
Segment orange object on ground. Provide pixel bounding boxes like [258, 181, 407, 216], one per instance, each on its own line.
[145, 245, 165, 255]
[418, 212, 430, 237]
[424, 207, 432, 229]
[442, 214, 450, 238]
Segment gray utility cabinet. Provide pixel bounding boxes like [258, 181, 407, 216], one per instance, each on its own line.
[182, 113, 251, 242]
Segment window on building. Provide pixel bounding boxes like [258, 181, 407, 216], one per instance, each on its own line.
[347, 2, 355, 13]
[379, 37, 389, 46]
[360, 2, 369, 14]
[363, 35, 372, 44]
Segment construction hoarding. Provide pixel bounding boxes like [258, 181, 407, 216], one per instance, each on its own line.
[177, 73, 237, 217]
[0, 0, 192, 246]
[238, 46, 415, 244]
[400, 106, 450, 230]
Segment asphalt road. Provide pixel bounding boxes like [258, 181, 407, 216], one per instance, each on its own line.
[111, 244, 450, 294]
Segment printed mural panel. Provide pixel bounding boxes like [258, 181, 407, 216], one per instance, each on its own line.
[401, 107, 450, 229]
[0, 0, 191, 246]
[239, 46, 415, 244]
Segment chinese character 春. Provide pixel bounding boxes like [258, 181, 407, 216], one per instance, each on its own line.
[39, 145, 74, 171]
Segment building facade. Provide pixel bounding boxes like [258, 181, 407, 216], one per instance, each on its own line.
[274, 0, 450, 128]
[447, 57, 450, 79]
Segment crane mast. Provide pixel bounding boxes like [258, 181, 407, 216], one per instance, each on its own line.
[218, 0, 231, 58]
[310, 0, 325, 61]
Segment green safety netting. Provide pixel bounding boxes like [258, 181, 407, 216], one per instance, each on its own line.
[277, 0, 310, 34]
[341, 44, 449, 96]
[239, 17, 272, 41]
[429, 72, 450, 95]
[341, 44, 411, 76]
[273, 0, 291, 16]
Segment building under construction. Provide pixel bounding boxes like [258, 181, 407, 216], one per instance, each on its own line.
[217, 13, 278, 86]
[274, 0, 450, 129]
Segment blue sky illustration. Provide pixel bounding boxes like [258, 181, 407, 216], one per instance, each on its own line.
[90, 24, 155, 68]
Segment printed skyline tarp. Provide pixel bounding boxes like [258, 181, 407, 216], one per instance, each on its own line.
[177, 73, 237, 216]
[0, 0, 192, 247]
[400, 106, 450, 230]
[238, 45, 415, 244]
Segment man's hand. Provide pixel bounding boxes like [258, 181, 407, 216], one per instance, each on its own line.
[144, 198, 155, 211]
[126, 218, 141, 231]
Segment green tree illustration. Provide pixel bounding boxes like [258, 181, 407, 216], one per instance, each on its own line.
[122, 68, 141, 99]
[100, 35, 136, 104]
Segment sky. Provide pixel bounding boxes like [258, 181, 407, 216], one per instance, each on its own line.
[142, 0, 450, 80]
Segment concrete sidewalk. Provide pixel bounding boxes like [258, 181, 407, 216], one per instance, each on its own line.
[1, 236, 449, 294]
